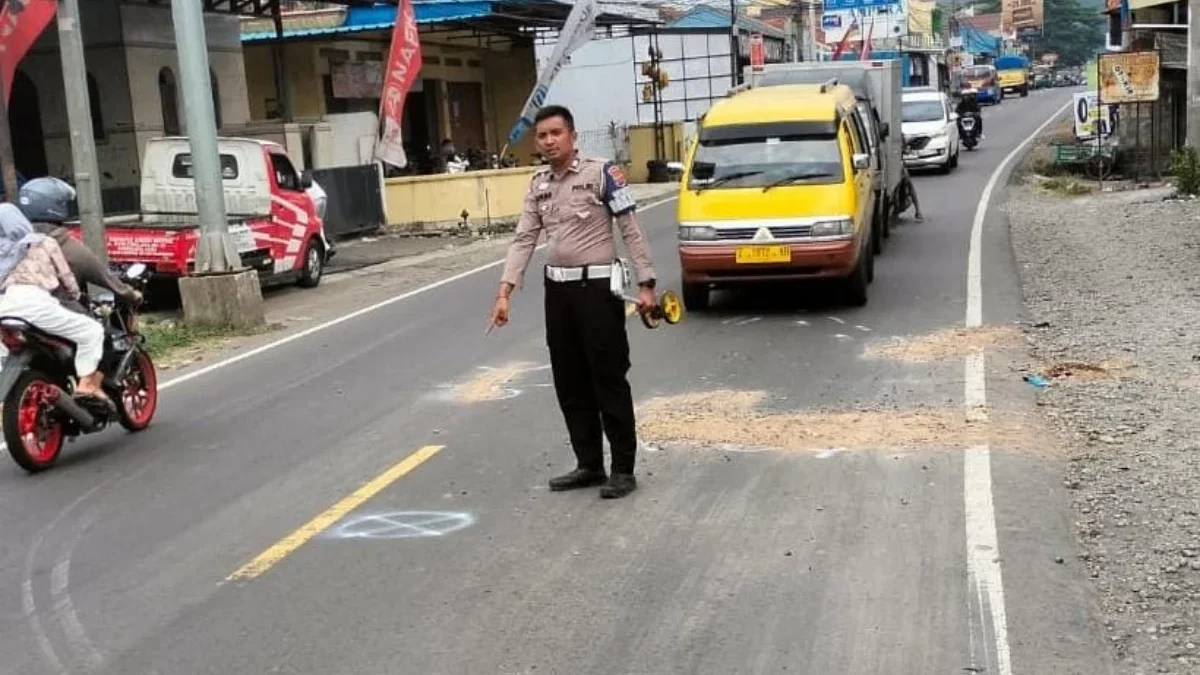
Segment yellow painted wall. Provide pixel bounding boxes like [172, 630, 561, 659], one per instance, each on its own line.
[484, 43, 537, 161]
[627, 122, 686, 183]
[244, 42, 323, 120]
[384, 166, 538, 228]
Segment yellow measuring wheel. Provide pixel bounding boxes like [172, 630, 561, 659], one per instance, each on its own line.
[639, 290, 684, 329]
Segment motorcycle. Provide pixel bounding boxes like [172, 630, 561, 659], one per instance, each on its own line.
[0, 263, 158, 473]
[960, 114, 981, 150]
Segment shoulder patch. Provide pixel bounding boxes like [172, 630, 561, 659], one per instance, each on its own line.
[605, 163, 628, 188]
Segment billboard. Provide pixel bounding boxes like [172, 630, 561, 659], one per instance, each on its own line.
[1073, 91, 1117, 140]
[1001, 0, 1044, 35]
[1097, 51, 1160, 103]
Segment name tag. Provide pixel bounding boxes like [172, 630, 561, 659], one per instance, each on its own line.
[607, 186, 636, 215]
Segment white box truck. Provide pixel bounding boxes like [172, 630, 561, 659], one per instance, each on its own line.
[743, 61, 903, 254]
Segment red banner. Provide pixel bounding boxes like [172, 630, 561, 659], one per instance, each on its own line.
[375, 0, 422, 169]
[748, 33, 764, 72]
[0, 0, 58, 104]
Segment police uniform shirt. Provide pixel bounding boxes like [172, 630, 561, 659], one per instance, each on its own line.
[500, 155, 656, 288]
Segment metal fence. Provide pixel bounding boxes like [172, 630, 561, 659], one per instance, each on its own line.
[576, 123, 631, 164]
[311, 164, 386, 238]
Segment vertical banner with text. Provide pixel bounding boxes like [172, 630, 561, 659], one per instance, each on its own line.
[506, 0, 598, 146]
[0, 0, 58, 103]
[375, 0, 422, 169]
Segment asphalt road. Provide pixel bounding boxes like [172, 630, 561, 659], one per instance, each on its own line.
[0, 87, 1115, 675]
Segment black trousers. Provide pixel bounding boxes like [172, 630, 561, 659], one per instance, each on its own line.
[544, 275, 638, 474]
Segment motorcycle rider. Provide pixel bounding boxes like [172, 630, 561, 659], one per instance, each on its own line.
[955, 88, 983, 139]
[16, 177, 141, 314]
[0, 203, 110, 405]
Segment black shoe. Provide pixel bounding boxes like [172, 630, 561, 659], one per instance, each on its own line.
[600, 473, 637, 499]
[549, 468, 607, 492]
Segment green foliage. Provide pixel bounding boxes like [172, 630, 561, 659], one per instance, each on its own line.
[967, 0, 1105, 67]
[1169, 147, 1200, 196]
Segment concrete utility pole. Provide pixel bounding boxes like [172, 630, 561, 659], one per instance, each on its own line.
[1189, 2, 1200, 149]
[170, 0, 264, 329]
[56, 0, 107, 263]
[169, 0, 239, 274]
[730, 0, 739, 85]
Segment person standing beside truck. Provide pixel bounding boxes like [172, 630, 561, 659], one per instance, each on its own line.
[488, 104, 658, 500]
[896, 166, 924, 222]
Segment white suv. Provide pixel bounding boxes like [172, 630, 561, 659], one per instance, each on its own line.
[900, 90, 960, 174]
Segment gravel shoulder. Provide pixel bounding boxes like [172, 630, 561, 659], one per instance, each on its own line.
[1006, 169, 1200, 673]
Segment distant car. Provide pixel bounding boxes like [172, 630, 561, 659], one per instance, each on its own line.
[901, 90, 959, 174]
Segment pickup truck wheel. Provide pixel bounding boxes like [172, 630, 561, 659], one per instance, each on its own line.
[682, 283, 710, 312]
[298, 238, 324, 288]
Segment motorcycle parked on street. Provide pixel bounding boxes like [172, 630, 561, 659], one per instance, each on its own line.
[0, 263, 158, 472]
[960, 114, 982, 151]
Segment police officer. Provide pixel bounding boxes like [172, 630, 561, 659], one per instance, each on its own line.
[488, 104, 657, 500]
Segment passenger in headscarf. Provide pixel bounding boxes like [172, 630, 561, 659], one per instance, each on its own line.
[0, 202, 43, 281]
[0, 202, 108, 405]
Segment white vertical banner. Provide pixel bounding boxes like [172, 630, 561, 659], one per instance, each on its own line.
[505, 0, 599, 145]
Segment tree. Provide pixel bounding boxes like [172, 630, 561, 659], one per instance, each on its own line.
[969, 0, 1105, 66]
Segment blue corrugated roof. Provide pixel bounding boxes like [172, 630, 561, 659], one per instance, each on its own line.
[666, 5, 788, 40]
[241, 1, 496, 42]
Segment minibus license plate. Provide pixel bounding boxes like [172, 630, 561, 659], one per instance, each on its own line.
[736, 245, 790, 264]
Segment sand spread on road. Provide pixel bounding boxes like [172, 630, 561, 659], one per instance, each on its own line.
[636, 389, 1041, 453]
[861, 325, 1023, 363]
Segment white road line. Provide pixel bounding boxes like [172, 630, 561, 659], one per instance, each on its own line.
[795, 320, 810, 326]
[963, 99, 1071, 675]
[855, 325, 871, 332]
[735, 317, 761, 326]
[21, 482, 111, 675]
[157, 196, 677, 393]
[826, 316, 845, 324]
[51, 510, 104, 672]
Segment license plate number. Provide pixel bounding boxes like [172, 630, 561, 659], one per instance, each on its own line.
[735, 245, 791, 264]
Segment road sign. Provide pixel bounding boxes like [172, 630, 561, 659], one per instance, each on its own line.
[1098, 50, 1160, 103]
[749, 33, 764, 71]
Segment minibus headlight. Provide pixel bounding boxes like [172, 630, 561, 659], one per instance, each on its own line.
[811, 218, 854, 237]
[679, 225, 718, 241]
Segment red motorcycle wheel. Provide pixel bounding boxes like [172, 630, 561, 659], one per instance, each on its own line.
[117, 350, 158, 432]
[3, 370, 66, 473]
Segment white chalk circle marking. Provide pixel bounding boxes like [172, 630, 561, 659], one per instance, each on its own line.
[328, 511, 476, 540]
